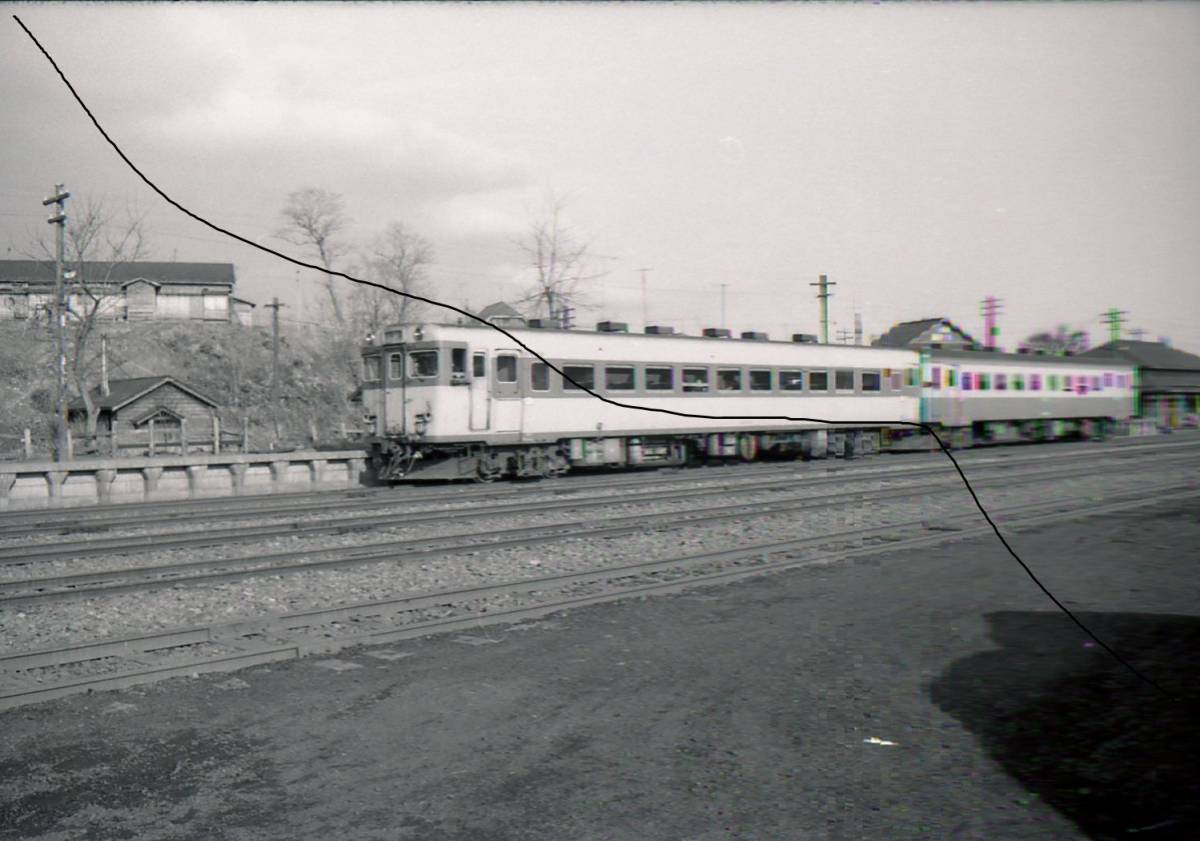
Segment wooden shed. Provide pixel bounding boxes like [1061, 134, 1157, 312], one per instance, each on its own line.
[68, 376, 221, 452]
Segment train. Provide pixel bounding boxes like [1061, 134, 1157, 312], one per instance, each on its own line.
[358, 317, 1136, 482]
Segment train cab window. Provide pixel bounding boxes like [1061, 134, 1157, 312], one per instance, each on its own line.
[531, 362, 550, 391]
[682, 368, 710, 393]
[451, 348, 467, 375]
[363, 355, 381, 381]
[977, 373, 991, 391]
[995, 373, 1007, 391]
[717, 369, 742, 391]
[389, 353, 404, 379]
[962, 372, 973, 391]
[606, 366, 635, 390]
[496, 354, 518, 383]
[780, 370, 804, 391]
[809, 371, 829, 392]
[749, 370, 772, 391]
[861, 371, 881, 392]
[408, 350, 438, 378]
[473, 353, 486, 378]
[835, 369, 854, 391]
[646, 367, 674, 390]
[562, 365, 594, 390]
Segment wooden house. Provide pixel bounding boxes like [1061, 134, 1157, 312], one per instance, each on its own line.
[67, 376, 221, 452]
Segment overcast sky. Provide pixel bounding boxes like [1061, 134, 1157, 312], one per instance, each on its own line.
[2, 2, 1197, 350]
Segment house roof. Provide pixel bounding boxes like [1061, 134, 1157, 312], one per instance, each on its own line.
[477, 301, 524, 321]
[67, 376, 219, 413]
[0, 260, 236, 287]
[1079, 340, 1200, 372]
[874, 317, 977, 348]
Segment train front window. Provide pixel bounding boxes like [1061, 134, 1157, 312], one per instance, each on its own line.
[563, 365, 594, 390]
[749, 370, 772, 391]
[389, 353, 404, 379]
[531, 362, 549, 391]
[861, 371, 881, 392]
[646, 367, 674, 390]
[717, 369, 742, 391]
[809, 371, 829, 391]
[606, 366, 635, 390]
[473, 353, 486, 378]
[409, 350, 438, 378]
[363, 356, 381, 381]
[682, 368, 709, 393]
[496, 355, 518, 383]
[780, 370, 804, 391]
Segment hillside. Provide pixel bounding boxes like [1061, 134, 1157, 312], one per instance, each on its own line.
[0, 320, 363, 456]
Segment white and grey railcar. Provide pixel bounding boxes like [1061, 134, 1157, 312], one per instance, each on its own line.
[360, 323, 921, 481]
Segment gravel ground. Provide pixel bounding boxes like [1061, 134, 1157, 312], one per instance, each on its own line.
[2, 462, 1195, 655]
[0, 493, 1195, 840]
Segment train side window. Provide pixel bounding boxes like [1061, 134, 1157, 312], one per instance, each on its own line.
[531, 362, 550, 391]
[1013, 373, 1025, 391]
[1062, 375, 1072, 392]
[977, 373, 990, 390]
[363, 356, 381, 381]
[473, 353, 486, 378]
[1091, 375, 1101, 391]
[645, 366, 674, 390]
[835, 369, 854, 391]
[389, 353, 404, 379]
[682, 368, 709, 393]
[809, 371, 829, 391]
[409, 350, 438, 378]
[496, 354, 518, 383]
[906, 368, 919, 387]
[562, 365, 594, 390]
[451, 348, 467, 375]
[606, 366, 635, 390]
[962, 372, 973, 391]
[861, 371, 881, 392]
[995, 373, 1007, 391]
[947, 369, 957, 387]
[927, 366, 941, 390]
[749, 369, 772, 391]
[1047, 374, 1057, 390]
[1030, 374, 1041, 391]
[890, 371, 903, 390]
[780, 370, 804, 391]
[717, 369, 742, 391]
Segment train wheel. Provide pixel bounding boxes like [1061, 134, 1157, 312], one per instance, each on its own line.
[737, 434, 759, 462]
[474, 451, 504, 483]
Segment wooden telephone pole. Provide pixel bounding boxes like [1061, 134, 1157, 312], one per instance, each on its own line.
[43, 184, 70, 461]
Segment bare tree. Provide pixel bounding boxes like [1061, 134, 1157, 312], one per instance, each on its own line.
[353, 222, 432, 338]
[515, 196, 605, 327]
[277, 188, 350, 325]
[29, 197, 151, 437]
[1020, 324, 1090, 355]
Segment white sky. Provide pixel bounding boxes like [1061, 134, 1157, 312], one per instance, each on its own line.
[2, 2, 1197, 350]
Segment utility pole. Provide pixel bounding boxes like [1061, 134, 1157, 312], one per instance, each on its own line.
[980, 296, 1003, 350]
[637, 267, 653, 328]
[853, 311, 863, 346]
[1100, 308, 1127, 344]
[43, 184, 70, 461]
[265, 297, 286, 443]
[100, 334, 110, 397]
[719, 283, 728, 331]
[1130, 327, 1146, 341]
[809, 274, 836, 344]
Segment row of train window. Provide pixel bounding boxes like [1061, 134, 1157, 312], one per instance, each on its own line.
[527, 363, 888, 393]
[926, 366, 1128, 394]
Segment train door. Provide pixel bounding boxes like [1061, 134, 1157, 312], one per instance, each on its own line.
[491, 350, 523, 433]
[947, 363, 964, 426]
[469, 351, 490, 431]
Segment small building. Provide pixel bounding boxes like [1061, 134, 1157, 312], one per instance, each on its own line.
[873, 317, 978, 350]
[1079, 340, 1200, 429]
[476, 301, 527, 329]
[0, 260, 249, 323]
[67, 376, 221, 449]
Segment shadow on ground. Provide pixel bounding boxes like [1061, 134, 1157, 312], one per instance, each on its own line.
[931, 611, 1200, 840]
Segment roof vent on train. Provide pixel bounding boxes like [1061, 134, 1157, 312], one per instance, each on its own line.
[596, 321, 629, 333]
[792, 333, 819, 344]
[740, 331, 769, 341]
[644, 325, 675, 335]
[702, 328, 732, 338]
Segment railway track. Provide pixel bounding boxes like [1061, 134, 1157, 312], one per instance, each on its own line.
[2, 482, 1195, 711]
[1, 435, 1195, 539]
[3, 445, 1197, 570]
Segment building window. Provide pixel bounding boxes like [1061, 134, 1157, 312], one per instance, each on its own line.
[861, 371, 881, 392]
[749, 369, 772, 391]
[809, 371, 829, 391]
[496, 355, 518, 384]
[717, 369, 742, 391]
[409, 350, 438, 378]
[646, 367, 674, 390]
[682, 368, 710, 392]
[531, 362, 550, 391]
[562, 364, 594, 390]
[780, 370, 804, 391]
[363, 356, 381, 381]
[606, 366, 635, 390]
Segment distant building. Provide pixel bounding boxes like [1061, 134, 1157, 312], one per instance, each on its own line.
[1079, 340, 1200, 429]
[0, 260, 250, 323]
[476, 301, 527, 329]
[873, 317, 978, 350]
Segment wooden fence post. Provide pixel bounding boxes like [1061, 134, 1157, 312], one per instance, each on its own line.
[149, 419, 156, 457]
[180, 417, 188, 455]
[23, 429, 32, 459]
[212, 416, 221, 455]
